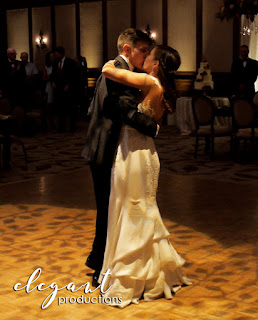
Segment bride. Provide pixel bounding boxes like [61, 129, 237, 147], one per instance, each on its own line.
[98, 45, 192, 308]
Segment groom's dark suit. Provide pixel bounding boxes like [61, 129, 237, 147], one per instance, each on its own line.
[82, 55, 158, 271]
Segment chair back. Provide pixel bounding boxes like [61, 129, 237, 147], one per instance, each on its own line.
[253, 92, 258, 107]
[11, 106, 25, 135]
[232, 99, 256, 129]
[0, 99, 11, 115]
[192, 95, 216, 129]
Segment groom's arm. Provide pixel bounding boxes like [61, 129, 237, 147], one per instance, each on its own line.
[118, 94, 159, 138]
[108, 60, 159, 138]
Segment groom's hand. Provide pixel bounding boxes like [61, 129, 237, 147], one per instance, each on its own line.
[118, 95, 160, 139]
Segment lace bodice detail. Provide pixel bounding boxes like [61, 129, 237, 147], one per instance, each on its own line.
[137, 100, 155, 118]
[137, 76, 162, 119]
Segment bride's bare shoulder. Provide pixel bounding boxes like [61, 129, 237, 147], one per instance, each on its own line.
[149, 76, 163, 90]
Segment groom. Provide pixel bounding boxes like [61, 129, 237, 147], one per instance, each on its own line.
[82, 28, 159, 286]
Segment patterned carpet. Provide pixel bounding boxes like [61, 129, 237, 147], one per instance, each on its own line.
[1, 122, 258, 319]
[1, 120, 258, 185]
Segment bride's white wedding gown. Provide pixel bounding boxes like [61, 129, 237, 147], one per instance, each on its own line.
[98, 79, 191, 308]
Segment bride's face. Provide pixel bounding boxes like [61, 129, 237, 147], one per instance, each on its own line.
[143, 47, 157, 74]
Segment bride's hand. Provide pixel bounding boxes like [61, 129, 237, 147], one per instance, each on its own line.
[102, 60, 115, 73]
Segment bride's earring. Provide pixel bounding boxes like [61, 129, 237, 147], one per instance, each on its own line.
[151, 66, 154, 75]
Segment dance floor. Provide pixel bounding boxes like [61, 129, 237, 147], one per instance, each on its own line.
[1, 162, 257, 319]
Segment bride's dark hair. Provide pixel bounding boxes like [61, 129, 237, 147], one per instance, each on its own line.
[153, 45, 181, 113]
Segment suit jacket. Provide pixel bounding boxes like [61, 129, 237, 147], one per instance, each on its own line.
[0, 59, 26, 105]
[82, 55, 158, 167]
[1, 59, 26, 91]
[51, 57, 77, 98]
[231, 58, 258, 98]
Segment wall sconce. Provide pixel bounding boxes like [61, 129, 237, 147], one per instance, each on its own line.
[145, 24, 156, 40]
[36, 30, 47, 49]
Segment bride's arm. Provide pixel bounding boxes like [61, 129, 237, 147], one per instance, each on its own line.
[102, 60, 153, 91]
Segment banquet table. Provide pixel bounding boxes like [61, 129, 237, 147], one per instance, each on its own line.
[176, 96, 232, 135]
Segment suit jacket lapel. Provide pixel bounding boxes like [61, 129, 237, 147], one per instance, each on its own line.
[246, 58, 253, 69]
[115, 55, 130, 70]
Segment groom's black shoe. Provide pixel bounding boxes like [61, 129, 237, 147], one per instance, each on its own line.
[92, 270, 100, 288]
[85, 253, 100, 271]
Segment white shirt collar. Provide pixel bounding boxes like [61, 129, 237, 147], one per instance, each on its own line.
[59, 56, 65, 67]
[120, 55, 134, 71]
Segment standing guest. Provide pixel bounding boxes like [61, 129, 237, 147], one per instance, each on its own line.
[0, 48, 26, 169]
[43, 51, 56, 130]
[74, 55, 89, 117]
[231, 45, 258, 100]
[20, 52, 39, 111]
[51, 46, 77, 133]
[20, 52, 38, 77]
[0, 48, 26, 107]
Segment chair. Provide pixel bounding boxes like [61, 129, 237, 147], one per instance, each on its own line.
[25, 90, 45, 132]
[0, 98, 12, 115]
[0, 99, 27, 166]
[0, 134, 28, 167]
[232, 99, 258, 156]
[192, 95, 233, 159]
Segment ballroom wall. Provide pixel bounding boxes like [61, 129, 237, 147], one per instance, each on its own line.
[6, 9, 29, 60]
[3, 0, 238, 84]
[203, 0, 233, 72]
[32, 6, 51, 70]
[55, 4, 76, 59]
[168, 0, 196, 72]
[136, 0, 163, 46]
[107, 0, 131, 59]
[80, 1, 103, 68]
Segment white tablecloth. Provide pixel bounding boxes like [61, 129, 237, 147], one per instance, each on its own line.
[176, 97, 232, 135]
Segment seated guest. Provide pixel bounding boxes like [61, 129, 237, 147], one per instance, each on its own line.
[0, 48, 26, 108]
[231, 45, 258, 100]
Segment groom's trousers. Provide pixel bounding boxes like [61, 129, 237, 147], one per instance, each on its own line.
[87, 162, 112, 271]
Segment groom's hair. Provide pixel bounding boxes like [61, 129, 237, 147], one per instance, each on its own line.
[117, 28, 152, 53]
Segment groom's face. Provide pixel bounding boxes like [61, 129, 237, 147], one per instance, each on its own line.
[129, 41, 150, 70]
